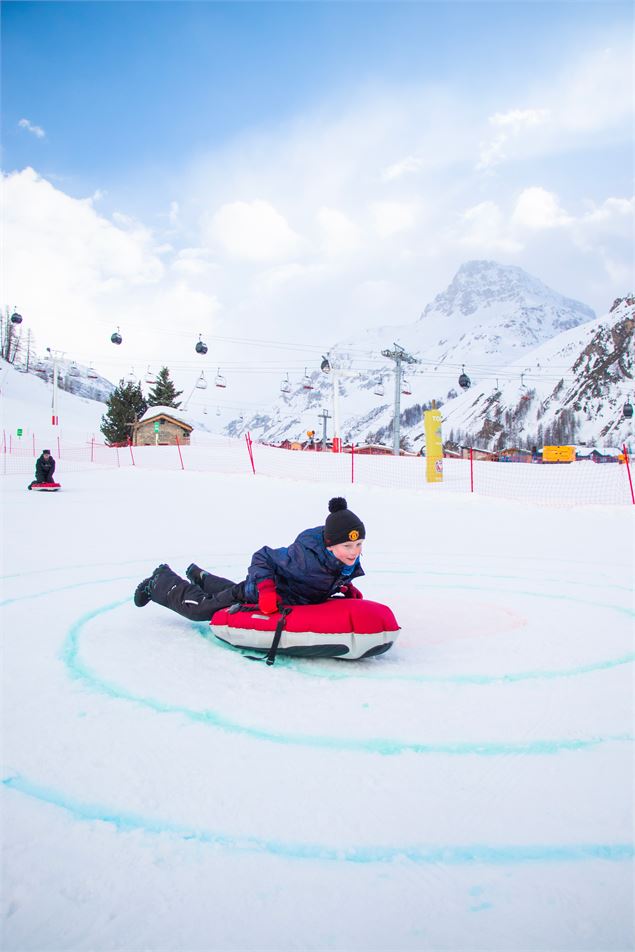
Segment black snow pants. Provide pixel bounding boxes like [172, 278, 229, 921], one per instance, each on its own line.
[150, 566, 246, 622]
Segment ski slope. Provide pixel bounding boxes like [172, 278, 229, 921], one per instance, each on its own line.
[1, 368, 634, 951]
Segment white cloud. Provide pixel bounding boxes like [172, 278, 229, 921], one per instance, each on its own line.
[477, 37, 632, 171]
[512, 187, 572, 230]
[477, 108, 550, 170]
[0, 168, 221, 379]
[381, 156, 423, 182]
[317, 207, 361, 256]
[490, 108, 550, 130]
[204, 199, 303, 262]
[558, 46, 633, 134]
[459, 201, 523, 253]
[18, 118, 46, 139]
[370, 201, 418, 238]
[172, 247, 216, 276]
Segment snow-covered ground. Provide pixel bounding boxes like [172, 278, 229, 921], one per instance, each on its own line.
[1, 363, 634, 951]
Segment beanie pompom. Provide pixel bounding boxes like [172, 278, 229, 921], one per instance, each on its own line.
[328, 497, 347, 513]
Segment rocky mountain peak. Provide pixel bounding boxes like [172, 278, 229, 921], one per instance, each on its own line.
[421, 260, 595, 333]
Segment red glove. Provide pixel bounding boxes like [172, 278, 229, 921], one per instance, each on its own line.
[341, 583, 363, 599]
[257, 579, 280, 614]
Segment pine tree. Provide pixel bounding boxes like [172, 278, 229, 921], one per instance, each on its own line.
[100, 380, 148, 445]
[147, 366, 183, 408]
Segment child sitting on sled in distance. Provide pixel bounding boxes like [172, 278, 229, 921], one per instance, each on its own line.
[133, 497, 365, 622]
[28, 449, 56, 490]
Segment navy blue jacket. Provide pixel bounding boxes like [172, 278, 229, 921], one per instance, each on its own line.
[244, 526, 364, 605]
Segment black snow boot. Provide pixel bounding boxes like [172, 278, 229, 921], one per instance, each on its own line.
[134, 563, 170, 607]
[186, 563, 207, 587]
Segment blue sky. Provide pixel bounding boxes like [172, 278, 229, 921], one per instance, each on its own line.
[4, 1, 629, 196]
[1, 0, 633, 392]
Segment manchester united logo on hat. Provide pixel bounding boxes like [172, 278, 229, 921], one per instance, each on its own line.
[348, 529, 360, 541]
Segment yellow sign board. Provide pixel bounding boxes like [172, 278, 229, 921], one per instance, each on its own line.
[542, 445, 576, 463]
[424, 409, 443, 482]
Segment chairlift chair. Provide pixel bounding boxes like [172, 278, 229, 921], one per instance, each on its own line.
[214, 369, 226, 389]
[280, 373, 291, 394]
[87, 365, 98, 380]
[196, 372, 208, 390]
[374, 378, 384, 397]
[401, 375, 412, 396]
[69, 362, 80, 377]
[145, 365, 156, 385]
[302, 368, 314, 390]
[127, 368, 137, 384]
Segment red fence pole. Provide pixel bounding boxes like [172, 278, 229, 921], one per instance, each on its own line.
[57, 435, 61, 458]
[623, 444, 635, 505]
[470, 447, 474, 493]
[245, 432, 256, 475]
[128, 437, 135, 466]
[175, 434, 185, 471]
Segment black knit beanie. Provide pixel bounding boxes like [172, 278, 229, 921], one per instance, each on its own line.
[324, 497, 365, 546]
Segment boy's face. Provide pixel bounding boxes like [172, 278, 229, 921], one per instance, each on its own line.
[327, 540, 364, 565]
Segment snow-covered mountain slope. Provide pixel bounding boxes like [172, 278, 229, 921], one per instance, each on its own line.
[236, 261, 629, 449]
[441, 296, 634, 451]
[336, 259, 596, 367]
[1, 358, 109, 442]
[26, 357, 116, 403]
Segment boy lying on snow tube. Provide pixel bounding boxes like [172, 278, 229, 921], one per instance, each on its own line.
[133, 497, 399, 661]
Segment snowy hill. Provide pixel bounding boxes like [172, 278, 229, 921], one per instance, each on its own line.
[26, 356, 115, 403]
[441, 296, 635, 451]
[236, 263, 633, 451]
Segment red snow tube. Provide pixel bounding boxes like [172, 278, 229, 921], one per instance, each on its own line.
[30, 482, 61, 492]
[210, 598, 400, 660]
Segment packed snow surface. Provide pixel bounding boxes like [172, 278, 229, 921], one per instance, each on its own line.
[1, 363, 634, 951]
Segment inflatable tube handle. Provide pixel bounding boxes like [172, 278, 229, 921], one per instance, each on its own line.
[266, 607, 292, 666]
